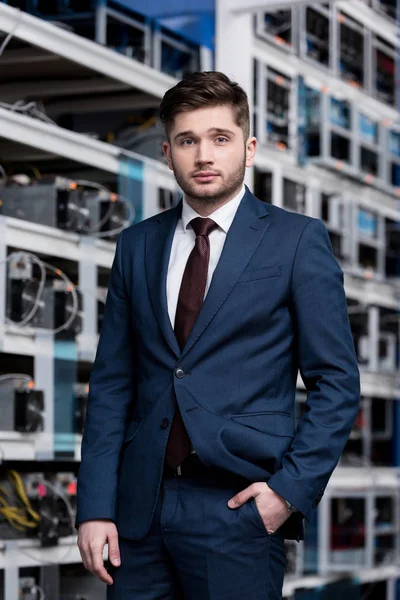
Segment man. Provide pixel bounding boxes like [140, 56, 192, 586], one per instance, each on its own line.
[76, 72, 360, 599]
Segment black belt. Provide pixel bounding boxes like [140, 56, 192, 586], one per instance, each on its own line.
[162, 453, 246, 483]
[163, 453, 210, 478]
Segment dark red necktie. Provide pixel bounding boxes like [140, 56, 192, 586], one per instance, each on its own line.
[165, 217, 218, 468]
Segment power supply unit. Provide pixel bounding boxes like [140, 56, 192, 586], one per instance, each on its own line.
[60, 568, 107, 600]
[26, 473, 77, 544]
[0, 380, 44, 432]
[73, 384, 88, 434]
[97, 287, 108, 333]
[0, 177, 89, 231]
[84, 189, 127, 237]
[7, 274, 83, 335]
[19, 578, 41, 600]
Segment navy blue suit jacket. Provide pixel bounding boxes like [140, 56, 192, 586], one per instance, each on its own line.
[76, 187, 360, 540]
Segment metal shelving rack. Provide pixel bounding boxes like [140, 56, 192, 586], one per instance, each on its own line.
[217, 0, 400, 598]
[0, 5, 181, 596]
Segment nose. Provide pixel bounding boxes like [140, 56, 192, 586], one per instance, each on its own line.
[195, 140, 214, 166]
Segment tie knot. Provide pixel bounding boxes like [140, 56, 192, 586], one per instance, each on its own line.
[190, 217, 218, 238]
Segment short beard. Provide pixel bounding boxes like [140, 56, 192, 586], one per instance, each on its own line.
[172, 159, 246, 207]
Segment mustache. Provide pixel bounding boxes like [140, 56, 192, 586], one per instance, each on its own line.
[192, 170, 220, 176]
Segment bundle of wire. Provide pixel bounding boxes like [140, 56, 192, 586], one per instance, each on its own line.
[0, 468, 77, 567]
[0, 470, 40, 533]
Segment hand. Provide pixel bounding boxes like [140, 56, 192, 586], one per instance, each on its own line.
[227, 482, 290, 534]
[77, 519, 120, 585]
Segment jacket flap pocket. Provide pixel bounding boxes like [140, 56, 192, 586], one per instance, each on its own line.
[237, 265, 282, 283]
[231, 412, 294, 437]
[123, 417, 143, 443]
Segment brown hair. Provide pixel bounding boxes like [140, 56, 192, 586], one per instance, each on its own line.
[159, 71, 250, 141]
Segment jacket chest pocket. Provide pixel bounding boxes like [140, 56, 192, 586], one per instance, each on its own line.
[236, 265, 282, 284]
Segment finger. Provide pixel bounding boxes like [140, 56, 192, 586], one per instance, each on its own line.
[79, 543, 92, 572]
[227, 486, 253, 508]
[90, 544, 114, 585]
[108, 531, 121, 567]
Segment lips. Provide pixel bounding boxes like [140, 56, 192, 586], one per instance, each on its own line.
[193, 173, 219, 182]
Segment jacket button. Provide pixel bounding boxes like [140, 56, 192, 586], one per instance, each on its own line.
[160, 418, 170, 429]
[175, 367, 185, 379]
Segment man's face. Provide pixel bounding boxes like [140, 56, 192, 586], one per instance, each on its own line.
[162, 105, 256, 205]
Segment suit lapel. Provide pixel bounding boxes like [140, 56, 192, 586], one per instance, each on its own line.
[145, 203, 182, 358]
[180, 189, 271, 360]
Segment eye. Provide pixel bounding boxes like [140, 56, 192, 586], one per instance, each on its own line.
[216, 136, 229, 143]
[181, 139, 195, 146]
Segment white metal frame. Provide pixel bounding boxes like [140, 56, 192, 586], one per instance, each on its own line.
[230, 0, 339, 13]
[254, 9, 295, 54]
[0, 3, 177, 99]
[0, 0, 399, 587]
[102, 5, 152, 64]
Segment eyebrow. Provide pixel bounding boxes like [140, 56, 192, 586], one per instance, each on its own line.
[174, 128, 236, 141]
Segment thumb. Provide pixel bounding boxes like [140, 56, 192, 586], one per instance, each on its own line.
[108, 532, 121, 567]
[228, 489, 249, 509]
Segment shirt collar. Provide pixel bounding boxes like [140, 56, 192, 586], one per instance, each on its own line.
[181, 184, 246, 234]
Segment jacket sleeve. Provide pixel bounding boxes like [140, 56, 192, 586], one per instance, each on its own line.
[266, 218, 360, 520]
[75, 229, 135, 529]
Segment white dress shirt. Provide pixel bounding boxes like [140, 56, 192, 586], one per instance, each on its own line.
[166, 185, 246, 328]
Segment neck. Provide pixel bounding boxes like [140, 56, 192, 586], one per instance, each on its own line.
[185, 185, 243, 217]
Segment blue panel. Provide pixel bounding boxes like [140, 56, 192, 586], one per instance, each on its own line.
[389, 131, 400, 156]
[118, 156, 144, 223]
[54, 340, 77, 457]
[358, 209, 377, 237]
[113, 0, 214, 18]
[329, 97, 351, 130]
[113, 0, 215, 49]
[393, 401, 400, 467]
[297, 76, 307, 167]
[359, 114, 378, 145]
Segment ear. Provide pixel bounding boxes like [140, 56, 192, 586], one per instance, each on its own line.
[162, 141, 173, 171]
[245, 137, 257, 168]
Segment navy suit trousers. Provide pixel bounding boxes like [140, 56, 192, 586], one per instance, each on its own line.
[107, 472, 286, 599]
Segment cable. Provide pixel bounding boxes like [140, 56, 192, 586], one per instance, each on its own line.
[2, 175, 133, 236]
[0, 100, 57, 125]
[87, 195, 134, 238]
[2, 251, 80, 333]
[0, 9, 23, 59]
[0, 163, 7, 185]
[0, 468, 77, 567]
[71, 179, 135, 235]
[0, 373, 32, 384]
[39, 260, 80, 335]
[0, 471, 41, 532]
[72, 179, 109, 192]
[15, 477, 77, 566]
[86, 196, 118, 233]
[77, 287, 107, 304]
[42, 479, 75, 540]
[8, 470, 41, 524]
[3, 252, 46, 328]
[30, 585, 45, 600]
